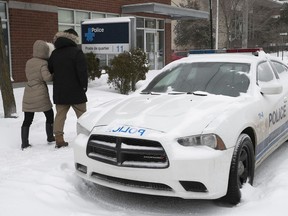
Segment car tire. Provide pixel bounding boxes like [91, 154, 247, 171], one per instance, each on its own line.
[222, 133, 255, 205]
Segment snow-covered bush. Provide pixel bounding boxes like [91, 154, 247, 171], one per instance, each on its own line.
[106, 48, 149, 94]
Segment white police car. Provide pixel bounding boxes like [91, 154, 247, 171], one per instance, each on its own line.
[73, 48, 288, 205]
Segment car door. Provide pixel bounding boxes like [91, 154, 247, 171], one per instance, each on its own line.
[269, 60, 288, 129]
[270, 60, 288, 95]
[255, 60, 287, 162]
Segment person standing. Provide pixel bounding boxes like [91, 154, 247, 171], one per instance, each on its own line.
[48, 29, 88, 148]
[21, 40, 55, 150]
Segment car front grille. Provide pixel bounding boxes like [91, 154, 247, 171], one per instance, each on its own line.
[86, 135, 169, 168]
[91, 172, 172, 191]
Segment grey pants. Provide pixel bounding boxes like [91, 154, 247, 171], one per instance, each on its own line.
[53, 103, 86, 136]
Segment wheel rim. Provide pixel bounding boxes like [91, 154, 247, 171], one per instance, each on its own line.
[237, 146, 249, 188]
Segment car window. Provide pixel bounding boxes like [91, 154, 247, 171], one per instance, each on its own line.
[142, 62, 251, 97]
[257, 62, 276, 82]
[271, 61, 288, 74]
[149, 67, 180, 92]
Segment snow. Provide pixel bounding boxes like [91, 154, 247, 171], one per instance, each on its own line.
[1, 53, 288, 216]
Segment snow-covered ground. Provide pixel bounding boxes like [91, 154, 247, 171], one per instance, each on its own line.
[1, 53, 288, 216]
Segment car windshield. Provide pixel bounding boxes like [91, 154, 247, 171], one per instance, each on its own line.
[142, 62, 251, 97]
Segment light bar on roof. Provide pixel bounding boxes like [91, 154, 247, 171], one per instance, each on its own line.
[226, 48, 263, 53]
[189, 48, 263, 55]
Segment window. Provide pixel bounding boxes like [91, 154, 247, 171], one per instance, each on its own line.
[136, 17, 165, 70]
[136, 29, 144, 49]
[271, 61, 288, 74]
[91, 13, 105, 19]
[157, 20, 164, 29]
[58, 9, 73, 24]
[58, 8, 119, 66]
[106, 14, 119, 18]
[58, 8, 119, 43]
[76, 11, 89, 24]
[145, 18, 156, 29]
[143, 62, 250, 97]
[58, 9, 74, 33]
[136, 18, 144, 28]
[257, 62, 276, 83]
[0, 2, 6, 18]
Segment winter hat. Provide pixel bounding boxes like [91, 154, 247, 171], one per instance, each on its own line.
[53, 29, 79, 45]
[64, 28, 78, 37]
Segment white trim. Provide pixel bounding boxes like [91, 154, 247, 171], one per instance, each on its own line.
[122, 2, 209, 20]
[8, 1, 57, 13]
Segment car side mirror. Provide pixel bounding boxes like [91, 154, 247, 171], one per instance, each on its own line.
[260, 82, 283, 95]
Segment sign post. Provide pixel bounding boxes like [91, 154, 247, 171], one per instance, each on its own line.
[81, 17, 136, 55]
[279, 33, 287, 60]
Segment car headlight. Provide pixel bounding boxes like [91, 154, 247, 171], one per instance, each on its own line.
[177, 134, 226, 150]
[76, 122, 90, 136]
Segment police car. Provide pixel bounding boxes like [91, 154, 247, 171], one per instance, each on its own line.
[73, 48, 288, 205]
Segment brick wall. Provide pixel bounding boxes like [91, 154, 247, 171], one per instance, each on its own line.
[9, 8, 57, 82]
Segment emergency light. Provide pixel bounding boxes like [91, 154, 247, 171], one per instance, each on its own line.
[189, 48, 262, 55]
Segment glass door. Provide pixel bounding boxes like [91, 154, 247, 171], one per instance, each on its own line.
[156, 31, 164, 69]
[145, 31, 155, 69]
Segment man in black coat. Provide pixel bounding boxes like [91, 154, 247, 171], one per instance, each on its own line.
[48, 28, 88, 148]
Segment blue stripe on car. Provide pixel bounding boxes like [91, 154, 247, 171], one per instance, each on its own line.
[256, 121, 288, 162]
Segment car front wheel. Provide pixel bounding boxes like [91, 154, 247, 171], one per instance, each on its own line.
[223, 133, 255, 205]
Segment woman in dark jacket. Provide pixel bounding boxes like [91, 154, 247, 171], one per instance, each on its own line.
[48, 29, 88, 148]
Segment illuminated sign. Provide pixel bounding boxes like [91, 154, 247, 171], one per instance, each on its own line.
[81, 19, 132, 54]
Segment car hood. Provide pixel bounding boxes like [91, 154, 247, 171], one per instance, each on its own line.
[80, 93, 242, 135]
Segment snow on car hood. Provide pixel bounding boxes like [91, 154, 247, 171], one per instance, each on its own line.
[79, 93, 241, 136]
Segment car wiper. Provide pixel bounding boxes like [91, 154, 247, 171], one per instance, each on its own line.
[168, 92, 185, 95]
[140, 91, 150, 94]
[187, 91, 208, 96]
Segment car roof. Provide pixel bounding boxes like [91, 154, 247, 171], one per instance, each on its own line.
[190, 53, 263, 63]
[168, 52, 267, 65]
[166, 50, 288, 72]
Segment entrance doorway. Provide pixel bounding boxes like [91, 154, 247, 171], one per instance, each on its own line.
[145, 31, 155, 69]
[145, 30, 164, 70]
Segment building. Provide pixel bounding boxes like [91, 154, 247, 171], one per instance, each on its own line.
[0, 0, 208, 83]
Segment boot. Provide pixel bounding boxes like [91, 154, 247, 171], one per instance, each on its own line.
[21, 126, 31, 150]
[55, 134, 68, 148]
[46, 123, 55, 142]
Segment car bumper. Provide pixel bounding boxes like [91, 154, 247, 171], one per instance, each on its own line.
[73, 133, 234, 200]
